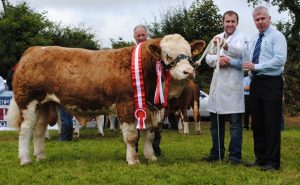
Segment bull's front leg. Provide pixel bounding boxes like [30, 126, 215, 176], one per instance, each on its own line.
[96, 115, 105, 136]
[143, 128, 157, 161]
[109, 115, 116, 131]
[121, 122, 140, 165]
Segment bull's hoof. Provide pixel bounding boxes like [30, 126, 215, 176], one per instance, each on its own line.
[35, 154, 46, 161]
[98, 133, 104, 137]
[147, 156, 158, 162]
[195, 131, 202, 135]
[20, 158, 32, 165]
[128, 160, 140, 165]
[73, 133, 80, 139]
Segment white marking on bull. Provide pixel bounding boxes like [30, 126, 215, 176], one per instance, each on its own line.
[41, 94, 61, 104]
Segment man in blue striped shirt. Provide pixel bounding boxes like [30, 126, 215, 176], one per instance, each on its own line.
[243, 6, 287, 171]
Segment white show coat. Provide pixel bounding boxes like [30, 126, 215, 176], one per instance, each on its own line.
[206, 30, 246, 114]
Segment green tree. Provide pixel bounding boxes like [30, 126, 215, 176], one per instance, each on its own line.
[110, 37, 134, 49]
[48, 23, 100, 49]
[146, 0, 223, 91]
[0, 1, 100, 78]
[1, 0, 8, 14]
[0, 2, 53, 77]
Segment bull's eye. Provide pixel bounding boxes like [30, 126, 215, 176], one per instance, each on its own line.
[169, 60, 176, 66]
[166, 54, 173, 62]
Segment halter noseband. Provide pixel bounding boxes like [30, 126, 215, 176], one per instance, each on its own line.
[162, 54, 195, 70]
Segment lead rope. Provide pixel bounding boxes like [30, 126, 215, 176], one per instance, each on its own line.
[215, 38, 222, 162]
[194, 37, 225, 67]
[196, 37, 224, 162]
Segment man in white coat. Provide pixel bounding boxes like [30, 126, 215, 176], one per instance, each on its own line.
[202, 11, 246, 164]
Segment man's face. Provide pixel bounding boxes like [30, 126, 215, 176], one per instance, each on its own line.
[134, 27, 148, 44]
[253, 11, 271, 33]
[223, 14, 238, 36]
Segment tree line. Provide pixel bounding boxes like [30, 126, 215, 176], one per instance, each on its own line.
[0, 0, 299, 115]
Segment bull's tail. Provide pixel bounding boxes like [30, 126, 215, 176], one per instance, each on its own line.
[7, 97, 21, 129]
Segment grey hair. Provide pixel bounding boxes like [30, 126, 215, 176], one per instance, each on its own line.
[253, 6, 269, 17]
[133, 25, 148, 33]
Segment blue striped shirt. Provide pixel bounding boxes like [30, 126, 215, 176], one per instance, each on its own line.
[249, 26, 287, 76]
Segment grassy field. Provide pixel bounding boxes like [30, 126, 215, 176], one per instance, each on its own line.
[0, 118, 299, 185]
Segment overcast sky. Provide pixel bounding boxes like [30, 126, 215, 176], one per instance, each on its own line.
[7, 0, 290, 47]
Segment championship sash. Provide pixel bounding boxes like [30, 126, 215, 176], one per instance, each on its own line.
[131, 42, 146, 129]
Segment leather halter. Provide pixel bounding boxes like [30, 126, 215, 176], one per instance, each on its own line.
[162, 54, 195, 70]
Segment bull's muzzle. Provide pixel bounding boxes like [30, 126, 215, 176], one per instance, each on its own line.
[183, 68, 195, 79]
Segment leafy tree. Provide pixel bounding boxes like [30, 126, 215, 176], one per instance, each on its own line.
[0, 2, 53, 77]
[110, 37, 134, 49]
[1, 0, 8, 14]
[0, 1, 100, 78]
[47, 23, 100, 49]
[146, 0, 223, 91]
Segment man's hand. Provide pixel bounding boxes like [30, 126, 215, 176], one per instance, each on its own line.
[213, 37, 227, 49]
[219, 56, 230, 68]
[243, 61, 255, 71]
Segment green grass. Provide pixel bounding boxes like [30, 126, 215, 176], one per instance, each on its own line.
[0, 121, 299, 185]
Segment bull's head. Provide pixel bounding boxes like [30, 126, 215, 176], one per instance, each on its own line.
[147, 34, 205, 80]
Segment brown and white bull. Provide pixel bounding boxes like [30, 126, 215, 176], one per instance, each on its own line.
[7, 34, 205, 165]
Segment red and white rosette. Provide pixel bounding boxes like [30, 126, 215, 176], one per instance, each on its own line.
[154, 61, 171, 108]
[154, 61, 165, 105]
[131, 42, 146, 129]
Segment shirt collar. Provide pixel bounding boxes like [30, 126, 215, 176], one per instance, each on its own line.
[222, 29, 238, 42]
[259, 26, 272, 37]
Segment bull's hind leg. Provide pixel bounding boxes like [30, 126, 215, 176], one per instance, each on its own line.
[193, 102, 201, 134]
[121, 122, 140, 165]
[19, 100, 38, 165]
[33, 109, 48, 161]
[195, 121, 201, 135]
[143, 129, 157, 161]
[73, 119, 81, 139]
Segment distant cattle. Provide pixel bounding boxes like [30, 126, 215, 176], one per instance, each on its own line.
[73, 114, 118, 138]
[164, 80, 201, 134]
[7, 34, 205, 165]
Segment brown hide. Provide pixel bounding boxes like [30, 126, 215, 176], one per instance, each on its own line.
[12, 39, 162, 123]
[165, 80, 200, 122]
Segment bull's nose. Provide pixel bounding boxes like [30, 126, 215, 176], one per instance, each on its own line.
[183, 68, 195, 75]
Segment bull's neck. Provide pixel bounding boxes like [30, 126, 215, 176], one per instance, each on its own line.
[167, 78, 186, 99]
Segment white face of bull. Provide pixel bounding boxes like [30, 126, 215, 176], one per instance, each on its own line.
[160, 34, 195, 80]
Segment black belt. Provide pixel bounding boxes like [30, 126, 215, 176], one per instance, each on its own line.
[252, 74, 282, 80]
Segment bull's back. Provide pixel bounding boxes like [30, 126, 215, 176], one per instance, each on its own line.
[13, 46, 134, 109]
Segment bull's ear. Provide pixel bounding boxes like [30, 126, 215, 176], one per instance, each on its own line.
[147, 43, 161, 60]
[190, 40, 206, 57]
